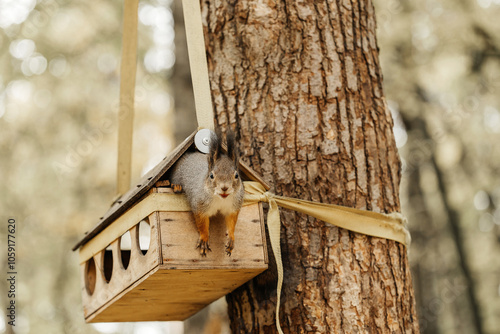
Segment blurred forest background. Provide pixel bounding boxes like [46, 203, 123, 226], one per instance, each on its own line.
[0, 0, 499, 333]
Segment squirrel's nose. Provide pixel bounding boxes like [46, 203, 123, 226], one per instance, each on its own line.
[221, 186, 228, 192]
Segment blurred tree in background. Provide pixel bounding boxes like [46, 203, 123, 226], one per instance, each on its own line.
[374, 0, 500, 333]
[0, 0, 499, 333]
[0, 0, 177, 333]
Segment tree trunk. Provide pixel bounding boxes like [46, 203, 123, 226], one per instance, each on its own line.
[201, 0, 419, 332]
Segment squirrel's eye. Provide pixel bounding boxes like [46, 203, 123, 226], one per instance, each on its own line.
[234, 172, 239, 179]
[209, 172, 214, 179]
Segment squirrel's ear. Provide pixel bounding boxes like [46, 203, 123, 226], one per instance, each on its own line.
[208, 129, 221, 169]
[226, 130, 238, 164]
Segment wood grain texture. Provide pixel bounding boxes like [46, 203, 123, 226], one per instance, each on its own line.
[81, 212, 161, 320]
[86, 267, 265, 322]
[81, 201, 268, 322]
[198, 0, 420, 332]
[160, 204, 267, 267]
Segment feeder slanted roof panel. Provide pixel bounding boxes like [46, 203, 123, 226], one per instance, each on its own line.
[72, 132, 196, 251]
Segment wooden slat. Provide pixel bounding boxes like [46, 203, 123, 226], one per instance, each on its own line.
[81, 212, 161, 318]
[157, 187, 174, 194]
[159, 204, 267, 267]
[78, 193, 194, 264]
[257, 200, 269, 264]
[86, 267, 264, 322]
[155, 180, 171, 187]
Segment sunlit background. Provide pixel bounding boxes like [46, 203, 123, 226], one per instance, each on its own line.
[1, 0, 499, 333]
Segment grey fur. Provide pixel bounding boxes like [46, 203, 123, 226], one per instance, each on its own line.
[170, 150, 244, 217]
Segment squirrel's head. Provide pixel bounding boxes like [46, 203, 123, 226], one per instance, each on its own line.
[207, 129, 242, 199]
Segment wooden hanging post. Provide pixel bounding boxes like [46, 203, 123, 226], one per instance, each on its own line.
[117, 0, 139, 196]
[182, 0, 214, 130]
[116, 0, 212, 197]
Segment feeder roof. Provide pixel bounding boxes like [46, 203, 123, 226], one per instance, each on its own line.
[72, 131, 268, 251]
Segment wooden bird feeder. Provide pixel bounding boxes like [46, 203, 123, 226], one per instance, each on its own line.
[73, 132, 269, 322]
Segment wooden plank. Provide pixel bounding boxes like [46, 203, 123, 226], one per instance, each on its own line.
[157, 187, 174, 194]
[159, 204, 267, 267]
[86, 267, 265, 322]
[81, 213, 161, 318]
[258, 202, 269, 264]
[78, 193, 193, 264]
[155, 180, 171, 187]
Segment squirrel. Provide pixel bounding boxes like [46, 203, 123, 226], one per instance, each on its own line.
[170, 129, 245, 256]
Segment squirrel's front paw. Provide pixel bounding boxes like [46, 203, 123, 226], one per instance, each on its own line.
[172, 184, 183, 193]
[225, 239, 234, 256]
[196, 238, 211, 257]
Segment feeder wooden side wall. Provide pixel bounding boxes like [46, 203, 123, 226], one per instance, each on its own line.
[80, 188, 268, 323]
[160, 211, 267, 269]
[81, 212, 161, 319]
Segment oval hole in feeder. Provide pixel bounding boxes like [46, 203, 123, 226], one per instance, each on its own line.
[120, 231, 132, 270]
[85, 257, 96, 296]
[103, 244, 113, 283]
[138, 219, 151, 255]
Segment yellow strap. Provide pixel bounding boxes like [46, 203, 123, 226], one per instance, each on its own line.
[182, 0, 214, 130]
[80, 181, 409, 333]
[263, 193, 284, 334]
[117, 0, 139, 195]
[243, 182, 410, 245]
[243, 181, 410, 334]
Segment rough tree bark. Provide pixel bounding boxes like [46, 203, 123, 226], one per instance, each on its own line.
[200, 0, 419, 332]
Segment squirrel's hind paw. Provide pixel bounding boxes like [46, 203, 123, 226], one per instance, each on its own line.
[225, 239, 234, 256]
[196, 238, 211, 257]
